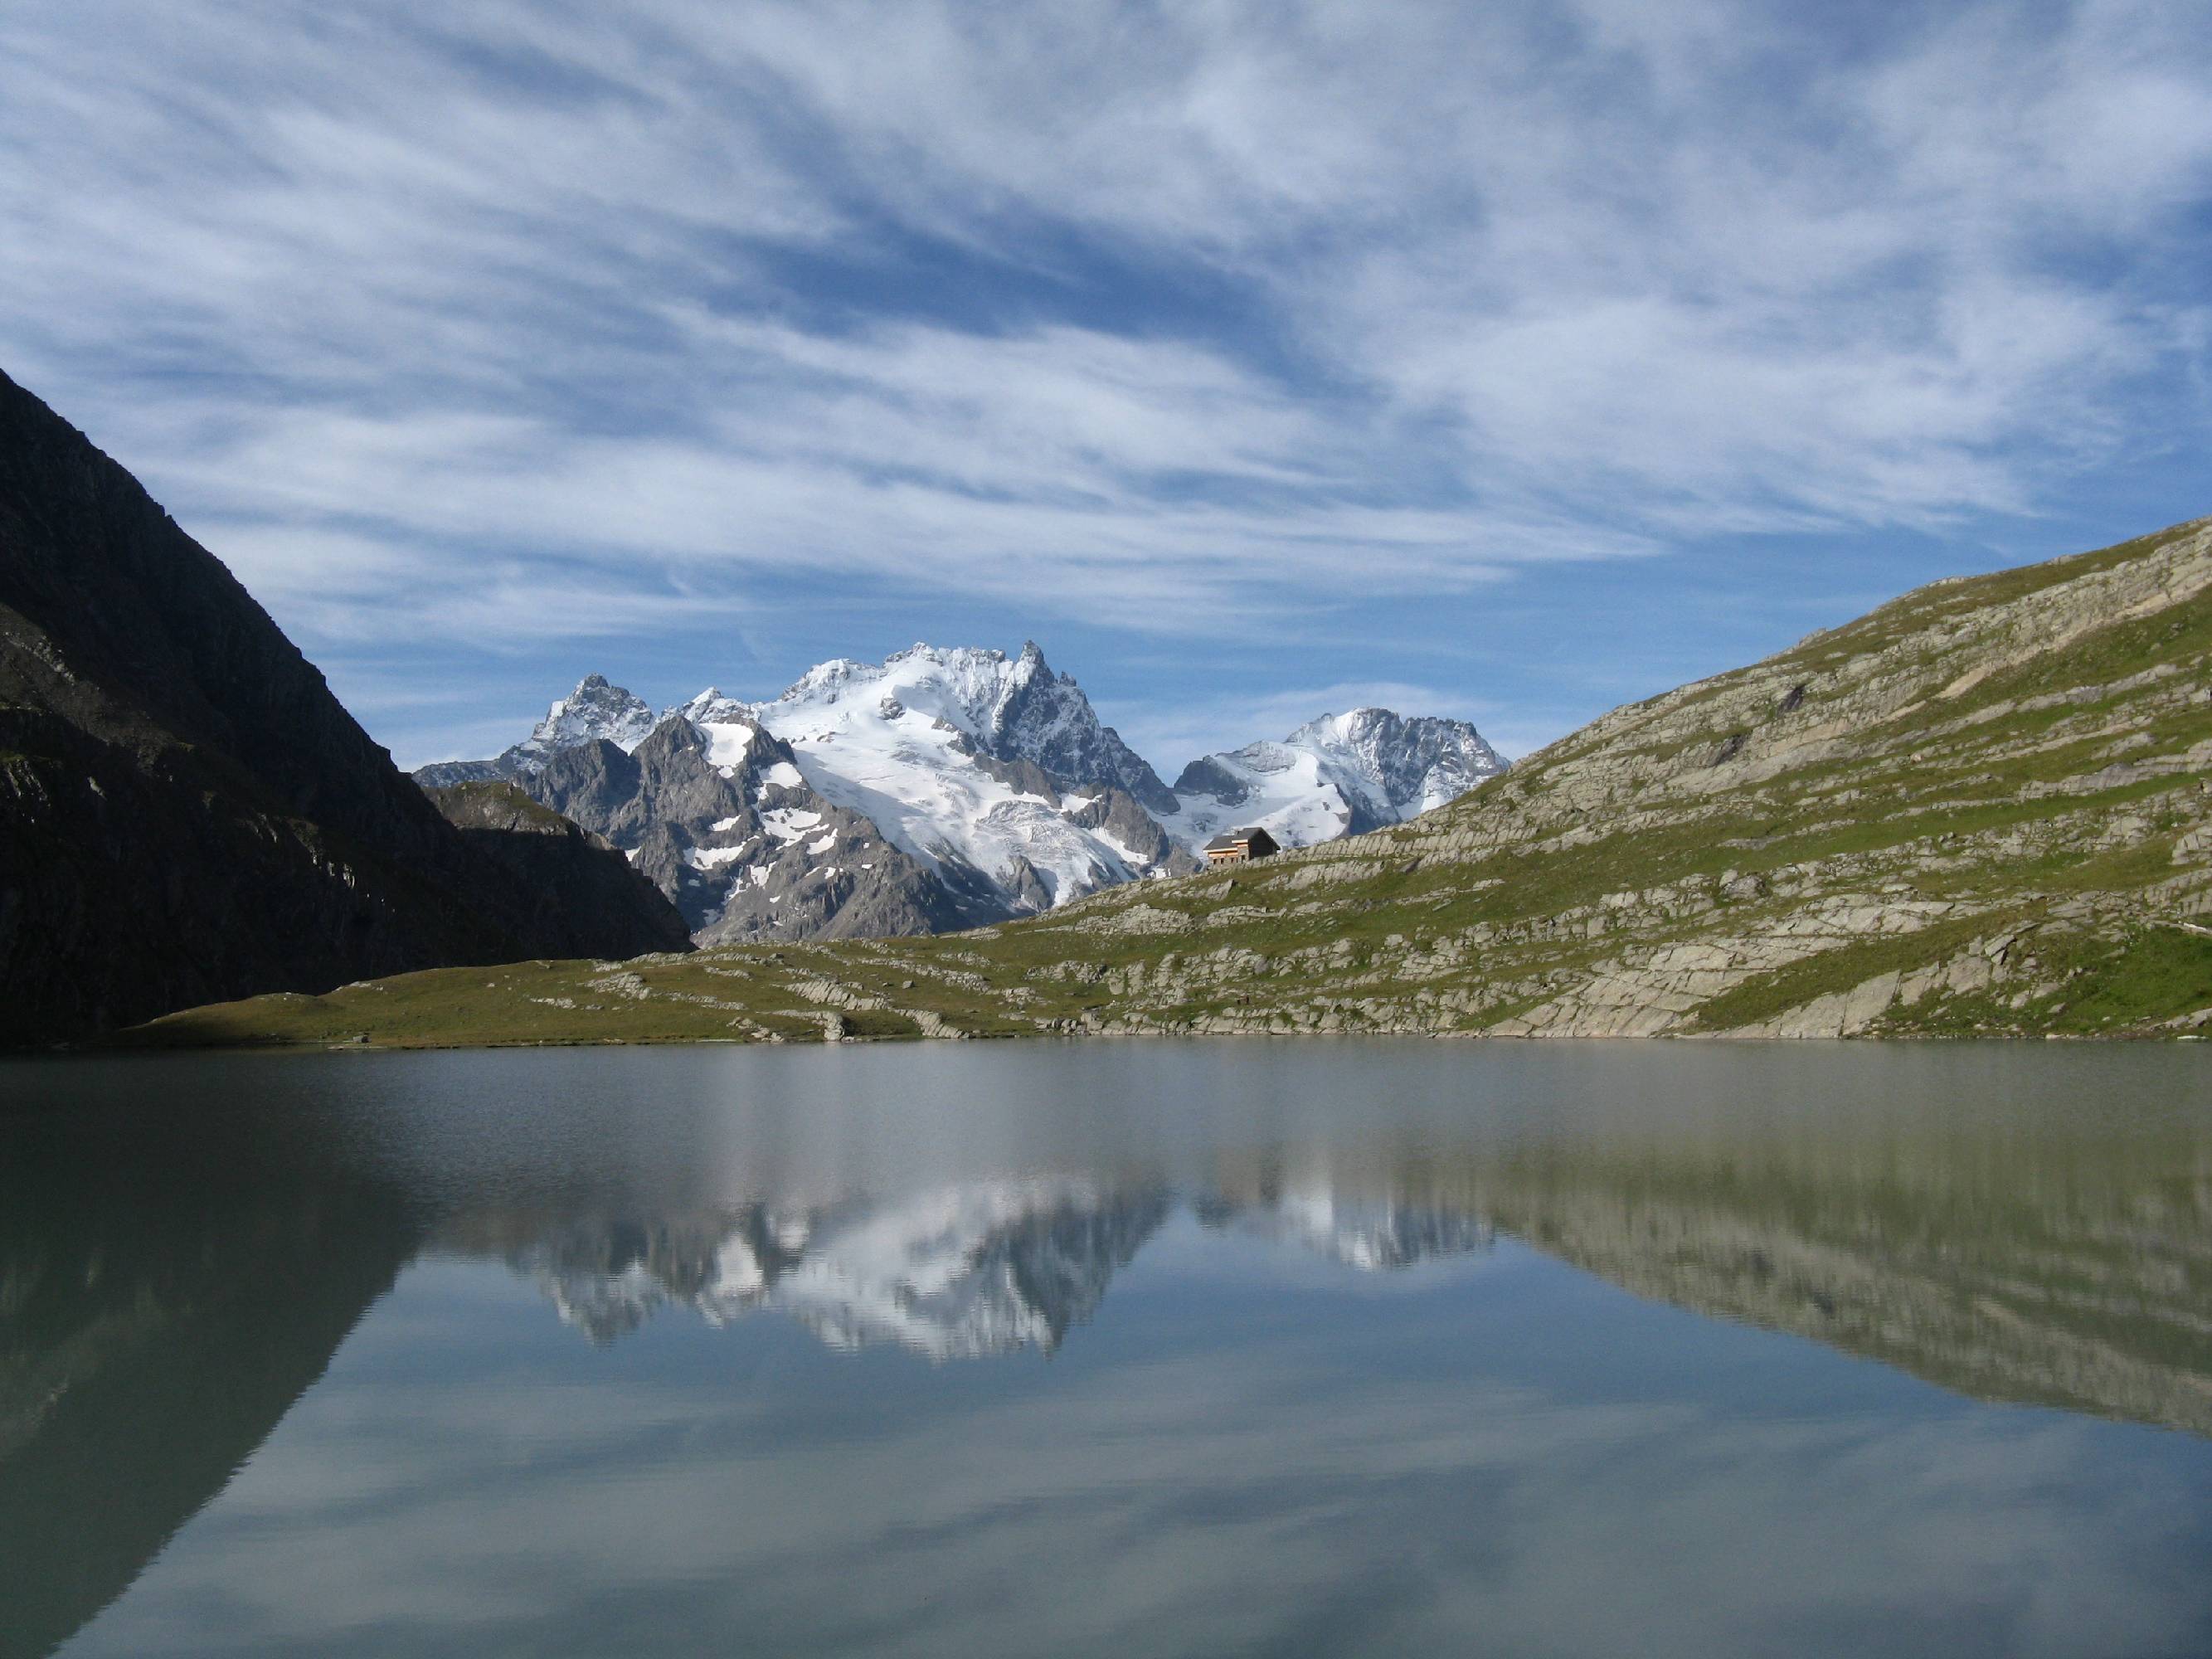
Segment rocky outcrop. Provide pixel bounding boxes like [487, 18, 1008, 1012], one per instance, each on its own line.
[0, 367, 688, 1045]
[422, 781, 692, 956]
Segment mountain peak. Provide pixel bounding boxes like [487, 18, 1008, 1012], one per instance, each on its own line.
[1286, 708, 1394, 745]
[516, 675, 656, 768]
[1171, 704, 1505, 849]
[676, 686, 750, 725]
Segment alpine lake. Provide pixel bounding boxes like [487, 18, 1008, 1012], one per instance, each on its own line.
[3, 1039, 2210, 1659]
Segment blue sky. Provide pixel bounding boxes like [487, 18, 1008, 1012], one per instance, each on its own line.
[4, 0, 2209, 771]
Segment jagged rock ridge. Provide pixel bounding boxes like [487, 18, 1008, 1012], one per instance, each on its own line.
[530, 713, 968, 945]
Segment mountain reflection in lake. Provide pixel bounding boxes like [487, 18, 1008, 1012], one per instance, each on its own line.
[3, 1041, 2210, 1658]
[460, 1186, 1487, 1355]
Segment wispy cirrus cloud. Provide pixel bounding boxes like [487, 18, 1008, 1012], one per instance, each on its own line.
[2, 0, 2207, 762]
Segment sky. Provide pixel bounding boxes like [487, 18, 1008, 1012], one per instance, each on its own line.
[3, 0, 2210, 773]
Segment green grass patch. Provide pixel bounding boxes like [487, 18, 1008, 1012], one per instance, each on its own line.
[2045, 927, 2212, 1033]
[1687, 914, 2005, 1034]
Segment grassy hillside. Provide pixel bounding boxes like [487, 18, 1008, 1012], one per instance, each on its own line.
[125, 515, 2212, 1050]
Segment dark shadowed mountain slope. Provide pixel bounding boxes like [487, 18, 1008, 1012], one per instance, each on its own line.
[0, 368, 683, 1045]
[423, 781, 691, 956]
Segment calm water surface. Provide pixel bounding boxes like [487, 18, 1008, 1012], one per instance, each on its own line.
[2, 1041, 2210, 1658]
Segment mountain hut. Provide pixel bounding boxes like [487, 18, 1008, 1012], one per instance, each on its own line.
[1202, 828, 1280, 867]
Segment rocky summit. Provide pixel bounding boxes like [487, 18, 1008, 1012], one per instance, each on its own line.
[415, 674, 657, 788]
[145, 513, 2212, 1049]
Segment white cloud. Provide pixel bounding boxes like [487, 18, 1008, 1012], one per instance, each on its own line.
[2, 0, 2207, 757]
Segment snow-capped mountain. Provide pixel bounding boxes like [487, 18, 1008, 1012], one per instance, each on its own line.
[416, 674, 655, 787]
[414, 650, 1504, 941]
[1166, 708, 1505, 852]
[761, 641, 1173, 806]
[516, 674, 658, 766]
[737, 644, 1188, 912]
[524, 706, 963, 943]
